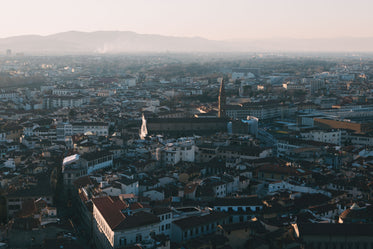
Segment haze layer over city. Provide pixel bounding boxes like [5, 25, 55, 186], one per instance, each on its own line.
[0, 1, 373, 249]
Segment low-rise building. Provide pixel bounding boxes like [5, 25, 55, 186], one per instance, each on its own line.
[92, 196, 160, 249]
[172, 212, 229, 243]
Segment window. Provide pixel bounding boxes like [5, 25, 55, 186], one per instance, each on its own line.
[135, 234, 142, 243]
[119, 237, 126, 246]
[8, 205, 20, 210]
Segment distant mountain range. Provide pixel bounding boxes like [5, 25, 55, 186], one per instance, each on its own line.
[1, 31, 373, 54]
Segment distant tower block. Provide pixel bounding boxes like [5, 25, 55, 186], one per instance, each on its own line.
[6, 49, 11, 56]
[218, 78, 226, 118]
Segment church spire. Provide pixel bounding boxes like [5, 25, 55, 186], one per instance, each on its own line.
[218, 78, 226, 118]
[139, 113, 148, 140]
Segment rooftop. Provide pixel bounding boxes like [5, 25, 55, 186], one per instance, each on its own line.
[92, 196, 159, 231]
[173, 212, 228, 230]
[296, 223, 373, 237]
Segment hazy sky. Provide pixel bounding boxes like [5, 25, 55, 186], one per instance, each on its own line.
[2, 0, 373, 40]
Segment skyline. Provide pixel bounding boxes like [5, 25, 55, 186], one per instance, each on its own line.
[2, 0, 373, 41]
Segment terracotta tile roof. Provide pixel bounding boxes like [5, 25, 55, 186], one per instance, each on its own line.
[92, 196, 159, 231]
[309, 203, 337, 214]
[184, 183, 199, 194]
[129, 202, 143, 210]
[35, 198, 47, 211]
[339, 204, 373, 221]
[257, 164, 311, 176]
[119, 193, 136, 200]
[73, 175, 94, 188]
[115, 211, 159, 230]
[18, 199, 36, 218]
[92, 196, 127, 230]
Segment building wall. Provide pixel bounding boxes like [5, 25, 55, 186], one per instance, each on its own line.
[276, 142, 300, 157]
[349, 134, 373, 146]
[172, 216, 229, 243]
[119, 181, 139, 196]
[143, 190, 164, 201]
[158, 212, 172, 237]
[268, 181, 331, 196]
[225, 105, 296, 120]
[213, 184, 227, 197]
[214, 205, 262, 212]
[302, 235, 373, 249]
[114, 223, 159, 248]
[72, 124, 108, 136]
[101, 187, 122, 196]
[93, 205, 115, 249]
[82, 155, 113, 174]
[301, 130, 343, 145]
[7, 196, 53, 217]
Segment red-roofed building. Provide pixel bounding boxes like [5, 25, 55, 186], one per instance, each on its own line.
[92, 196, 160, 249]
[184, 183, 199, 200]
[257, 164, 312, 181]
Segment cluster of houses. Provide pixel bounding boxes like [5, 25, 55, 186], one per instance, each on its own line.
[1, 57, 373, 248]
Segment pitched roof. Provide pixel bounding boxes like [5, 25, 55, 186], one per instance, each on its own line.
[339, 205, 373, 221]
[129, 202, 143, 210]
[92, 196, 159, 231]
[184, 183, 199, 194]
[257, 164, 311, 176]
[73, 175, 94, 188]
[152, 207, 172, 215]
[92, 196, 127, 230]
[115, 211, 159, 230]
[173, 212, 228, 230]
[18, 199, 37, 218]
[296, 223, 373, 237]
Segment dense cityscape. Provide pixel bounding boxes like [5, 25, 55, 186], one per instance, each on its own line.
[0, 51, 372, 249]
